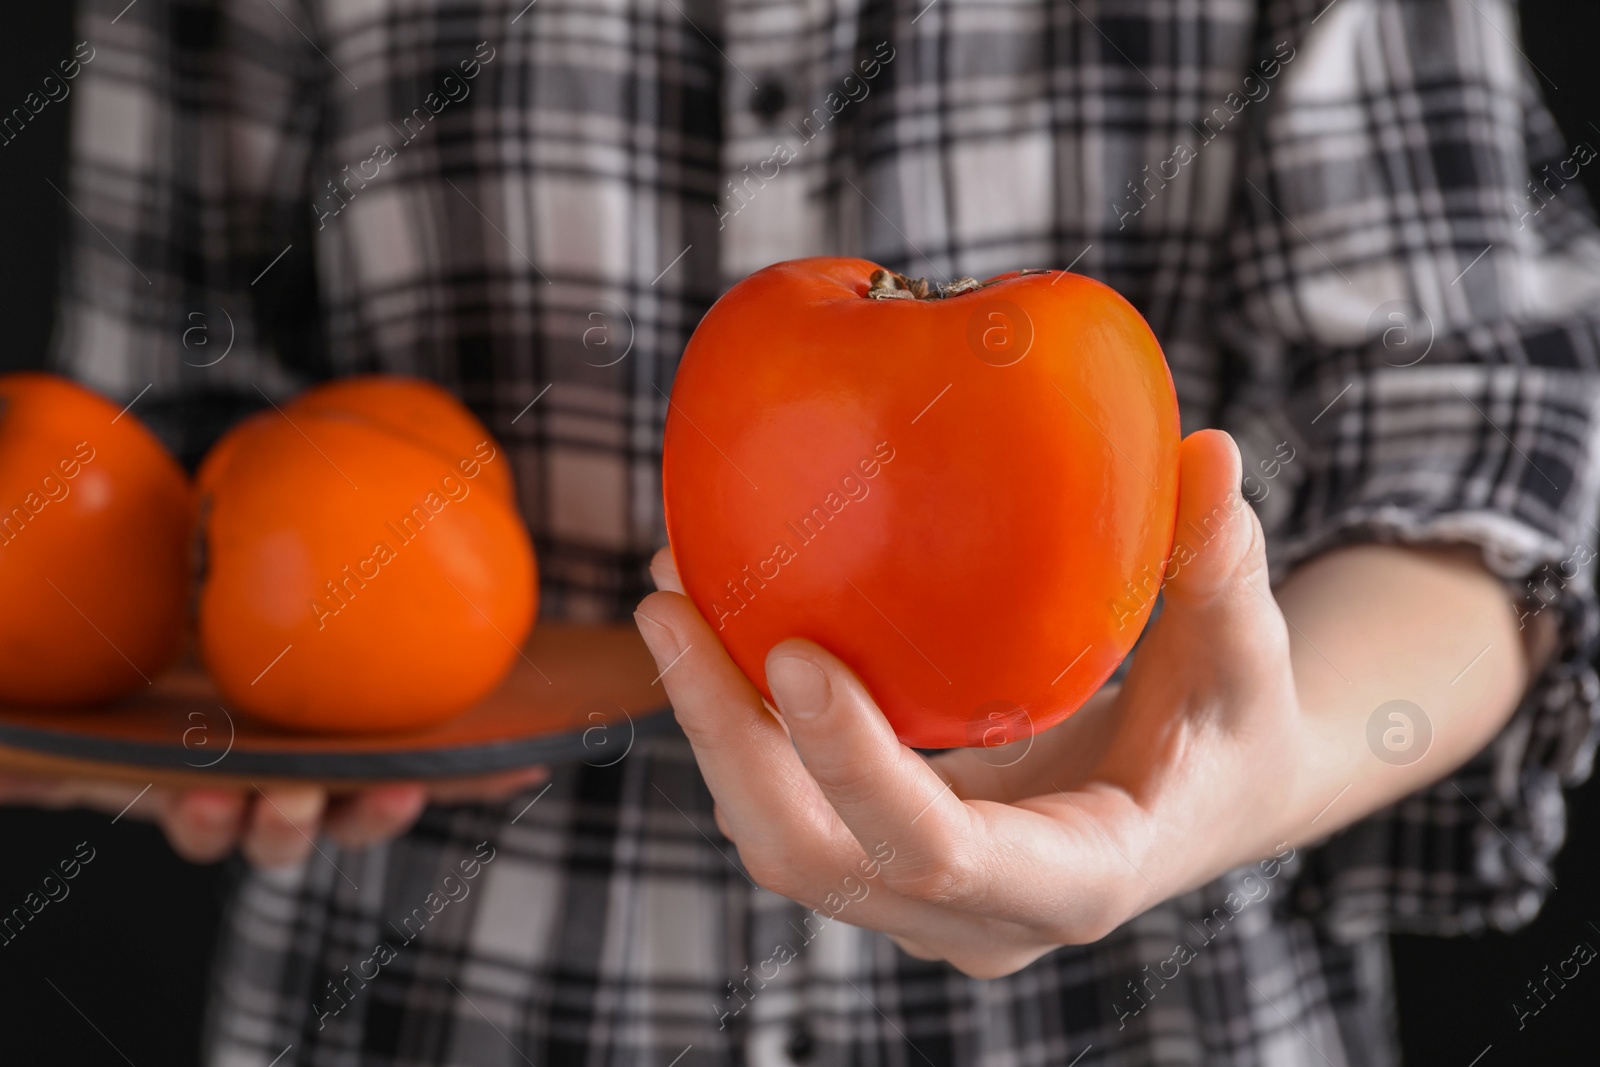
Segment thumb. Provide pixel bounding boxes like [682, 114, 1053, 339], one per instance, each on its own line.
[1118, 429, 1289, 716]
[1159, 429, 1270, 610]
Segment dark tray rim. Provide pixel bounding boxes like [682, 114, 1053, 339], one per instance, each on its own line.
[0, 706, 676, 779]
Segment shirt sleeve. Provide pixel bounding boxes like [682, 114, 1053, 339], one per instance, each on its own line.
[1220, 0, 1600, 938]
[49, 0, 328, 468]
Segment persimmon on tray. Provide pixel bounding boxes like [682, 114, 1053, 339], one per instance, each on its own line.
[0, 624, 672, 789]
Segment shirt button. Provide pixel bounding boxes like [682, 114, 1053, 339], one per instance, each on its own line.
[749, 79, 789, 121]
[785, 1023, 816, 1063]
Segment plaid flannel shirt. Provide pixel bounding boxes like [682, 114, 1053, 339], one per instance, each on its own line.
[50, 0, 1600, 1063]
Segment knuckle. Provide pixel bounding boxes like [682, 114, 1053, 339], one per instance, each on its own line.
[881, 851, 976, 906]
[1054, 898, 1133, 945]
[670, 707, 725, 753]
[809, 753, 893, 807]
[739, 850, 806, 899]
[674, 700, 775, 758]
[1057, 915, 1114, 946]
[888, 934, 940, 961]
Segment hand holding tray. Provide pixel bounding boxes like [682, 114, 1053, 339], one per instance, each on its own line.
[0, 623, 672, 790]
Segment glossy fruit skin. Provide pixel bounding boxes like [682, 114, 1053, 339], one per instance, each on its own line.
[0, 373, 192, 705]
[196, 377, 515, 504]
[198, 379, 536, 734]
[663, 258, 1180, 748]
[288, 376, 516, 502]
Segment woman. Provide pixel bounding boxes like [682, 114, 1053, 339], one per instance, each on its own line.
[28, 0, 1600, 1062]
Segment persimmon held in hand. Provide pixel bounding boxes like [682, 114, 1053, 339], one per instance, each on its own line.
[662, 258, 1181, 748]
[0, 373, 192, 705]
[198, 377, 536, 734]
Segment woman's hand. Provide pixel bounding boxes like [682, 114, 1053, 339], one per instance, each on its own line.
[634, 430, 1529, 977]
[0, 767, 547, 867]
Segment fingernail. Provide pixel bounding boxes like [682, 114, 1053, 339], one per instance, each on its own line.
[767, 654, 831, 721]
[633, 610, 680, 662]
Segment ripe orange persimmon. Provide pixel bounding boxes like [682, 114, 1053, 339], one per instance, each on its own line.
[194, 409, 272, 501]
[288, 376, 516, 502]
[196, 377, 516, 504]
[0, 373, 192, 705]
[663, 258, 1181, 748]
[198, 377, 536, 733]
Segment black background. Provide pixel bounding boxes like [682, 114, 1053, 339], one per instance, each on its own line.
[2, 3, 1599, 1062]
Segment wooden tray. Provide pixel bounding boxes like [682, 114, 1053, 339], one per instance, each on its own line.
[0, 623, 673, 789]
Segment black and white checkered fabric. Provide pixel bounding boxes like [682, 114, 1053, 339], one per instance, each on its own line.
[49, 0, 1600, 1063]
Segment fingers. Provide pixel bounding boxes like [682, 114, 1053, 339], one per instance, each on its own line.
[1152, 428, 1286, 687]
[325, 785, 428, 849]
[168, 780, 441, 864]
[241, 785, 328, 868]
[257, 767, 549, 856]
[766, 639, 1151, 934]
[635, 588, 1144, 957]
[634, 592, 828, 849]
[1161, 429, 1271, 608]
[0, 772, 445, 867]
[764, 640, 985, 903]
[159, 790, 247, 864]
[1140, 429, 1288, 698]
[649, 546, 684, 594]
[637, 591, 1125, 929]
[0, 773, 163, 817]
[0, 775, 252, 866]
[321, 769, 549, 854]
[931, 684, 1125, 803]
[0, 772, 78, 807]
